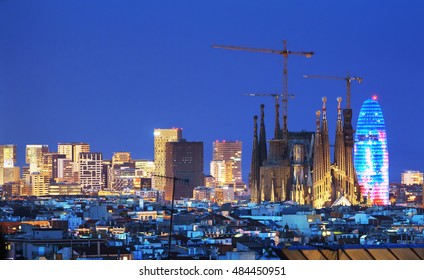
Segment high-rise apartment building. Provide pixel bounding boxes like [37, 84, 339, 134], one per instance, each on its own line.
[79, 152, 103, 194]
[153, 128, 182, 190]
[26, 145, 49, 174]
[354, 97, 389, 206]
[210, 140, 242, 186]
[0, 144, 17, 167]
[165, 140, 204, 201]
[401, 170, 423, 186]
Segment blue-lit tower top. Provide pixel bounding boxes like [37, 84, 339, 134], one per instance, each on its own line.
[354, 96, 389, 205]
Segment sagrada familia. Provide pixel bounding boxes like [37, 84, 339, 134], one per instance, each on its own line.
[249, 97, 361, 208]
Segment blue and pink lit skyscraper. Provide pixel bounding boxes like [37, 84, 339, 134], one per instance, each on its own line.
[354, 96, 389, 205]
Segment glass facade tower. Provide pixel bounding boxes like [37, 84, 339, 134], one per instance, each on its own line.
[354, 97, 389, 205]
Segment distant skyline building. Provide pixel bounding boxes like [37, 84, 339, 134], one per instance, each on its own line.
[134, 159, 155, 178]
[0, 144, 19, 186]
[401, 170, 423, 186]
[79, 152, 103, 194]
[354, 97, 389, 206]
[58, 142, 90, 180]
[210, 140, 242, 186]
[165, 140, 204, 201]
[26, 145, 49, 174]
[153, 128, 182, 191]
[57, 158, 76, 183]
[0, 144, 17, 168]
[112, 152, 132, 167]
[42, 153, 66, 183]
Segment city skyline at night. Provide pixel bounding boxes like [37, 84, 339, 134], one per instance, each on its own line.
[1, 1, 423, 184]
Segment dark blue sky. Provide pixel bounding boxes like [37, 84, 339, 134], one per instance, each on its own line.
[1, 0, 423, 183]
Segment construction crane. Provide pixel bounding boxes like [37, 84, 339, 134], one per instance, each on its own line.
[213, 40, 313, 133]
[243, 93, 295, 100]
[303, 74, 363, 108]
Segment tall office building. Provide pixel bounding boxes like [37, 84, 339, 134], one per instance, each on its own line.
[58, 142, 90, 180]
[401, 170, 423, 186]
[79, 152, 103, 194]
[153, 128, 182, 191]
[210, 140, 242, 186]
[0, 145, 20, 185]
[0, 144, 17, 167]
[354, 97, 389, 206]
[165, 140, 204, 201]
[42, 153, 67, 183]
[26, 145, 49, 174]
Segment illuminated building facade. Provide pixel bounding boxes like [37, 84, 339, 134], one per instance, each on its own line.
[354, 97, 389, 205]
[0, 144, 19, 185]
[134, 159, 155, 178]
[401, 170, 423, 186]
[42, 153, 66, 183]
[112, 152, 132, 167]
[153, 128, 182, 190]
[58, 142, 90, 180]
[249, 96, 360, 208]
[79, 152, 103, 194]
[250, 103, 314, 204]
[0, 144, 17, 167]
[26, 144, 49, 174]
[210, 140, 242, 186]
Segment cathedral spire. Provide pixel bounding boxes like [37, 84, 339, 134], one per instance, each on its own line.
[321, 97, 328, 133]
[336, 97, 343, 132]
[259, 104, 267, 166]
[274, 101, 281, 139]
[249, 115, 260, 203]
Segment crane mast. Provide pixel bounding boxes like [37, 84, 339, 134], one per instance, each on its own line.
[213, 40, 313, 139]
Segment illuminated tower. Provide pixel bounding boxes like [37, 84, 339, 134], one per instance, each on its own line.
[153, 128, 182, 191]
[354, 97, 389, 205]
[312, 97, 333, 208]
[333, 97, 347, 200]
